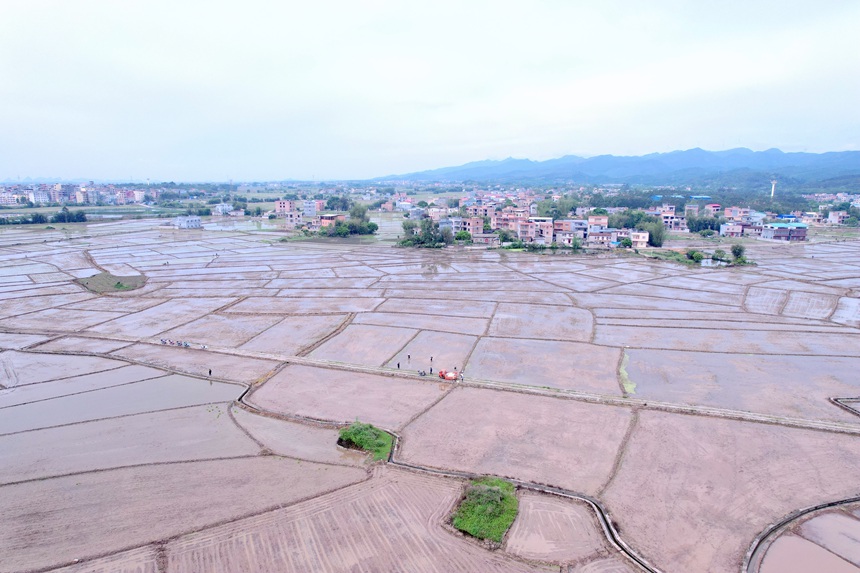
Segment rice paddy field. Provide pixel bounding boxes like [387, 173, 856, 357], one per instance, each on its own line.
[1, 218, 860, 572]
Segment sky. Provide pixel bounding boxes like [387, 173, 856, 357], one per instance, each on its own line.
[1, 1, 858, 181]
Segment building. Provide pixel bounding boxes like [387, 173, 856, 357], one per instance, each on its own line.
[723, 206, 750, 222]
[302, 200, 317, 217]
[173, 216, 202, 229]
[719, 223, 743, 237]
[471, 233, 500, 247]
[703, 203, 722, 217]
[214, 203, 233, 216]
[587, 215, 609, 231]
[275, 200, 298, 214]
[629, 231, 649, 248]
[761, 223, 808, 241]
[828, 211, 849, 225]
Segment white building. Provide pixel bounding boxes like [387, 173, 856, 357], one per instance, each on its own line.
[173, 216, 202, 229]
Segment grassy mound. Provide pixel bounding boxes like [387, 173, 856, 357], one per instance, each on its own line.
[76, 272, 146, 293]
[337, 422, 392, 461]
[452, 477, 519, 543]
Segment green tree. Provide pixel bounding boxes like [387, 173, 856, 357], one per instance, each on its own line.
[619, 237, 633, 248]
[326, 196, 351, 211]
[440, 227, 454, 245]
[349, 203, 369, 222]
[639, 221, 665, 247]
[731, 244, 745, 260]
[455, 230, 471, 241]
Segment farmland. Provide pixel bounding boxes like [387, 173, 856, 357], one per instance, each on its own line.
[1, 219, 859, 572]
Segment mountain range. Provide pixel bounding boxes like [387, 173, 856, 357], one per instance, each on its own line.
[379, 148, 860, 187]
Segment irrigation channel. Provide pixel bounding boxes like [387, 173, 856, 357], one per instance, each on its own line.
[235, 385, 661, 573]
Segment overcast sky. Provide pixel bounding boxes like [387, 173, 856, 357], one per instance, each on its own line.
[1, 1, 858, 181]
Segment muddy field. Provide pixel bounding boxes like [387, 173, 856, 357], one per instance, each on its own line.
[399, 386, 632, 494]
[0, 221, 858, 573]
[601, 411, 860, 572]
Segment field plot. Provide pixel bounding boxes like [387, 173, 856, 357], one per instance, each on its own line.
[505, 491, 609, 563]
[0, 351, 125, 387]
[832, 297, 860, 327]
[0, 306, 126, 331]
[111, 343, 280, 383]
[528, 272, 620, 292]
[249, 364, 448, 429]
[466, 337, 621, 394]
[593, 324, 860, 355]
[32, 335, 133, 354]
[760, 535, 859, 573]
[487, 303, 593, 341]
[239, 314, 347, 355]
[376, 297, 497, 318]
[0, 364, 164, 408]
[0, 458, 366, 573]
[47, 545, 159, 573]
[230, 406, 366, 466]
[0, 332, 50, 350]
[385, 330, 477, 371]
[601, 411, 860, 572]
[0, 374, 240, 434]
[353, 311, 489, 336]
[0, 291, 94, 319]
[798, 510, 860, 567]
[781, 291, 839, 320]
[165, 467, 546, 573]
[310, 324, 417, 366]
[159, 312, 284, 347]
[625, 349, 860, 422]
[225, 295, 384, 314]
[88, 297, 235, 338]
[0, 405, 259, 484]
[400, 387, 631, 494]
[382, 286, 574, 305]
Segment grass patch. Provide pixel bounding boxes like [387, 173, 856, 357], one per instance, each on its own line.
[337, 422, 393, 461]
[641, 249, 698, 266]
[452, 477, 519, 543]
[619, 350, 635, 394]
[76, 272, 146, 293]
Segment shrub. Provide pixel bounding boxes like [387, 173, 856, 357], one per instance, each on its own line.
[452, 478, 518, 543]
[338, 422, 392, 461]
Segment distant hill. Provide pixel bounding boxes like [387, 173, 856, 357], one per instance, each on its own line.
[378, 148, 860, 186]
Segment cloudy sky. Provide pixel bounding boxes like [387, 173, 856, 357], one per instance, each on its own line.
[1, 1, 858, 181]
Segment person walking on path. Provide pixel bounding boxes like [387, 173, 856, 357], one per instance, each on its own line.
[208, 369, 212, 377]
[397, 362, 400, 369]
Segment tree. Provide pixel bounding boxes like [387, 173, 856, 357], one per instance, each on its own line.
[591, 208, 609, 215]
[440, 227, 454, 245]
[326, 196, 351, 211]
[619, 237, 633, 248]
[712, 249, 727, 261]
[731, 244, 745, 260]
[349, 203, 368, 222]
[455, 230, 471, 241]
[640, 221, 666, 247]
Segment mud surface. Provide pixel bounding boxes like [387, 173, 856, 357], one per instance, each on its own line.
[0, 222, 858, 573]
[400, 387, 631, 495]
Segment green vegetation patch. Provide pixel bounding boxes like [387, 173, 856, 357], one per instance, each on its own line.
[452, 477, 519, 543]
[337, 422, 393, 461]
[619, 350, 635, 395]
[76, 272, 146, 293]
